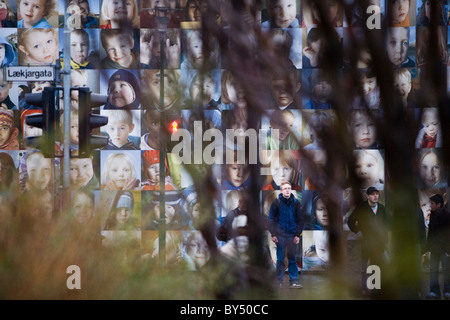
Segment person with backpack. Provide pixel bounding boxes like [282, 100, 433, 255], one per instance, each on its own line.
[268, 181, 304, 288]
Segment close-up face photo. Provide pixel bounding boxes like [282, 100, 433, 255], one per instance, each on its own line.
[19, 0, 46, 27]
[354, 150, 383, 188]
[26, 152, 52, 190]
[70, 158, 94, 189]
[350, 111, 377, 149]
[270, 157, 294, 186]
[388, 0, 410, 25]
[419, 150, 441, 187]
[108, 157, 133, 188]
[72, 191, 95, 224]
[106, 0, 134, 21]
[271, 0, 297, 28]
[386, 27, 409, 66]
[146, 70, 179, 109]
[70, 32, 89, 65]
[21, 30, 58, 64]
[109, 80, 135, 107]
[226, 163, 249, 187]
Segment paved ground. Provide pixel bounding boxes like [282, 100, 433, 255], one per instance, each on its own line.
[273, 267, 443, 300]
[271, 239, 443, 300]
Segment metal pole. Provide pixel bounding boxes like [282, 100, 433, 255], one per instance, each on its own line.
[157, 10, 169, 265]
[62, 6, 71, 189]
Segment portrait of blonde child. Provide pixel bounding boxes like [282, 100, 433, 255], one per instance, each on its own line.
[100, 109, 139, 150]
[353, 149, 385, 190]
[0, 109, 19, 150]
[100, 0, 139, 29]
[17, 0, 56, 28]
[182, 29, 217, 70]
[18, 28, 58, 65]
[417, 148, 447, 189]
[415, 107, 442, 149]
[101, 151, 140, 190]
[393, 68, 413, 108]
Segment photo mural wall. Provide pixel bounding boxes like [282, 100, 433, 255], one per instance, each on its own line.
[0, 0, 448, 273]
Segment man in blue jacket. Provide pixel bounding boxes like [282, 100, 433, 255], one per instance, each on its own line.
[268, 181, 304, 288]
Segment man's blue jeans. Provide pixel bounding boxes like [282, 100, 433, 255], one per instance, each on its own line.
[430, 252, 450, 296]
[275, 235, 299, 284]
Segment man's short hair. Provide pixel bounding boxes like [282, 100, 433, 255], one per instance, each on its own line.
[430, 194, 444, 208]
[280, 181, 292, 189]
[366, 186, 379, 195]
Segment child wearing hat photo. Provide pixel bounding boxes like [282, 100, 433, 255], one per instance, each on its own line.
[141, 150, 177, 191]
[0, 110, 19, 150]
[103, 190, 139, 230]
[103, 69, 140, 110]
[143, 190, 184, 230]
[0, 34, 16, 68]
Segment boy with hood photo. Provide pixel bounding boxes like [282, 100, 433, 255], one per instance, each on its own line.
[0, 34, 16, 67]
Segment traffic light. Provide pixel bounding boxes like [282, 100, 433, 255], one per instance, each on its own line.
[163, 112, 182, 154]
[76, 87, 108, 158]
[24, 86, 59, 158]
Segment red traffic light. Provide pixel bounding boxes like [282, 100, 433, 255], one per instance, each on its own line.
[169, 120, 178, 132]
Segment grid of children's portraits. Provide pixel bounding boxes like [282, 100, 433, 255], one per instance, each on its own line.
[0, 0, 448, 271]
